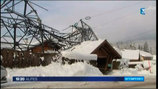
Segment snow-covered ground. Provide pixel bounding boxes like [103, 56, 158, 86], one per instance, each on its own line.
[109, 65, 156, 76]
[110, 59, 156, 76]
[6, 62, 103, 82]
[6, 59, 156, 82]
[2, 58, 156, 88]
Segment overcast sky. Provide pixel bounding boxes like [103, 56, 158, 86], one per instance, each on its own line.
[7, 1, 157, 43]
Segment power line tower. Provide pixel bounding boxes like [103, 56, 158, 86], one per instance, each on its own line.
[1, 0, 98, 53]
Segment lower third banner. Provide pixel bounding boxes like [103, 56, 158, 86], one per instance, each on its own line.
[13, 76, 144, 82]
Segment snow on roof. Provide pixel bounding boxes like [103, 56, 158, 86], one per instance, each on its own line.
[121, 49, 153, 60]
[62, 52, 97, 60]
[30, 39, 47, 46]
[113, 46, 122, 56]
[61, 39, 104, 60]
[139, 51, 153, 57]
[121, 50, 139, 60]
[72, 39, 104, 54]
[1, 43, 12, 49]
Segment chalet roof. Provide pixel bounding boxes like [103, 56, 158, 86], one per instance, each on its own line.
[121, 49, 153, 60]
[62, 39, 122, 60]
[139, 51, 153, 57]
[91, 40, 121, 59]
[121, 50, 140, 60]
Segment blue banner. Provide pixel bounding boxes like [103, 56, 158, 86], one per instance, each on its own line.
[13, 76, 144, 82]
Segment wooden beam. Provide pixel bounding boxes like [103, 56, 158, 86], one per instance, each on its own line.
[102, 46, 111, 55]
[98, 56, 107, 58]
[104, 56, 109, 71]
[100, 48, 108, 57]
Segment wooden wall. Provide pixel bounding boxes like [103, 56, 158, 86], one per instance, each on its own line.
[31, 43, 53, 53]
[1, 48, 58, 68]
[112, 61, 120, 69]
[140, 56, 153, 60]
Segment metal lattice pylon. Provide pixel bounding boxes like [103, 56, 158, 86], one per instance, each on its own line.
[1, 0, 98, 52]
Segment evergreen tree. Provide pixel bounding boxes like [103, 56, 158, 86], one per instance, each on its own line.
[140, 46, 143, 50]
[133, 43, 136, 50]
[116, 42, 120, 49]
[150, 47, 152, 54]
[138, 45, 141, 50]
[130, 44, 133, 49]
[144, 42, 149, 52]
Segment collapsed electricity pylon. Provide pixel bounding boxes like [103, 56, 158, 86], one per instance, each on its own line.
[1, 0, 98, 52]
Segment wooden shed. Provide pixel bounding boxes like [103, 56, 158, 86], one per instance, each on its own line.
[91, 40, 121, 73]
[62, 39, 122, 74]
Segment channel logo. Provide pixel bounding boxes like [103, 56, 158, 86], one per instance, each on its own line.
[140, 8, 145, 15]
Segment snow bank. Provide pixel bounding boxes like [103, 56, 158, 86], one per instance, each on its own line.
[109, 63, 156, 76]
[6, 62, 103, 82]
[110, 55, 156, 76]
[143, 61, 151, 69]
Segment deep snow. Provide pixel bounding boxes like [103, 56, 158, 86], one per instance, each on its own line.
[6, 59, 156, 83]
[109, 61, 156, 76]
[6, 62, 103, 82]
[3, 60, 156, 89]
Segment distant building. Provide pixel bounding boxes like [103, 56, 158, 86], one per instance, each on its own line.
[121, 49, 153, 68]
[140, 50, 153, 60]
[121, 50, 140, 61]
[62, 39, 121, 74]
